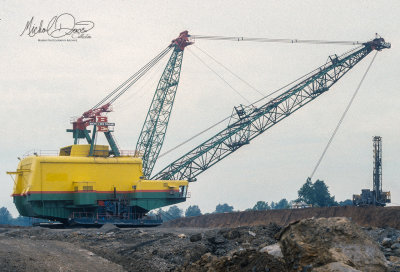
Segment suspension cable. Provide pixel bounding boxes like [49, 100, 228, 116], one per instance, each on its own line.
[115, 54, 167, 110]
[158, 116, 231, 158]
[193, 44, 264, 97]
[191, 35, 365, 46]
[250, 45, 364, 107]
[187, 48, 251, 103]
[157, 45, 365, 159]
[92, 46, 172, 109]
[309, 51, 378, 179]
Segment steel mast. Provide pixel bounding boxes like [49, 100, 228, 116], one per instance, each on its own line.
[373, 136, 383, 204]
[136, 31, 192, 178]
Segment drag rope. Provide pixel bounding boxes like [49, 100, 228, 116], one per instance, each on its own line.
[309, 51, 378, 179]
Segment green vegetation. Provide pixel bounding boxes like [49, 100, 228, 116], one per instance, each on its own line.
[185, 205, 202, 217]
[252, 201, 271, 210]
[271, 198, 290, 209]
[0, 207, 32, 226]
[167, 205, 183, 219]
[215, 203, 234, 213]
[297, 178, 337, 207]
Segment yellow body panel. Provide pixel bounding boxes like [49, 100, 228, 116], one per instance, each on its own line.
[12, 145, 188, 196]
[60, 145, 109, 157]
[9, 145, 189, 221]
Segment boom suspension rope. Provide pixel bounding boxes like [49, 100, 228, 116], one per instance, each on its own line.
[190, 35, 365, 46]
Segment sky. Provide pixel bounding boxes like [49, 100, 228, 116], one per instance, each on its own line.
[1, 0, 399, 216]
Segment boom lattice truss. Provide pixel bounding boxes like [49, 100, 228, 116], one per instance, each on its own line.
[153, 38, 390, 181]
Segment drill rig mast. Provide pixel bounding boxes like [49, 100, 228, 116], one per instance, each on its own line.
[353, 136, 391, 206]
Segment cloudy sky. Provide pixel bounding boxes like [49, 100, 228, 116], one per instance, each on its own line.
[1, 0, 399, 216]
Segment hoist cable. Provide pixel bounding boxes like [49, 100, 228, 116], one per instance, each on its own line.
[309, 51, 378, 179]
[158, 116, 231, 159]
[187, 48, 251, 103]
[193, 44, 265, 97]
[92, 46, 172, 109]
[115, 55, 167, 110]
[191, 35, 365, 46]
[108, 47, 172, 105]
[157, 45, 365, 159]
[93, 46, 171, 109]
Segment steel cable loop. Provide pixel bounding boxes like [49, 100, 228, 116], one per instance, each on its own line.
[92, 46, 172, 109]
[309, 51, 379, 180]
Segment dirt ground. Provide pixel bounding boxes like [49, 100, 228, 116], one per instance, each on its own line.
[164, 206, 400, 229]
[0, 223, 283, 272]
[0, 206, 399, 272]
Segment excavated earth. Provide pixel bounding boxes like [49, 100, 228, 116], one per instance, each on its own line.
[0, 206, 399, 272]
[163, 206, 400, 229]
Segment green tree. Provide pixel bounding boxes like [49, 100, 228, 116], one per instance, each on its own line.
[215, 203, 234, 213]
[313, 180, 336, 207]
[274, 198, 290, 209]
[167, 205, 183, 219]
[297, 178, 337, 207]
[185, 205, 202, 217]
[338, 199, 353, 206]
[298, 178, 315, 204]
[0, 207, 12, 225]
[252, 201, 270, 211]
[12, 216, 32, 226]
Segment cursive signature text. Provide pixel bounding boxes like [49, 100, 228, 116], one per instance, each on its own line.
[20, 13, 94, 39]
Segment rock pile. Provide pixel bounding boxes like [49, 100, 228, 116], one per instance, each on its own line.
[1, 216, 400, 271]
[279, 217, 388, 272]
[365, 226, 400, 271]
[182, 217, 395, 272]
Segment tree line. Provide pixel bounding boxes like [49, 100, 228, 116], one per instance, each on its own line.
[0, 207, 32, 226]
[152, 179, 352, 221]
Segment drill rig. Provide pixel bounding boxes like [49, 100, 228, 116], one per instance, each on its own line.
[353, 136, 391, 206]
[8, 31, 390, 226]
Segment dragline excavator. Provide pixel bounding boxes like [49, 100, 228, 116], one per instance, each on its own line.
[7, 31, 390, 226]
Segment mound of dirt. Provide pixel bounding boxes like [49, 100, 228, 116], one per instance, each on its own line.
[99, 223, 120, 233]
[179, 249, 288, 272]
[164, 206, 400, 229]
[1, 214, 399, 271]
[279, 217, 388, 271]
[0, 223, 282, 272]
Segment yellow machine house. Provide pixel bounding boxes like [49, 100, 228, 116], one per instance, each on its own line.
[10, 145, 188, 225]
